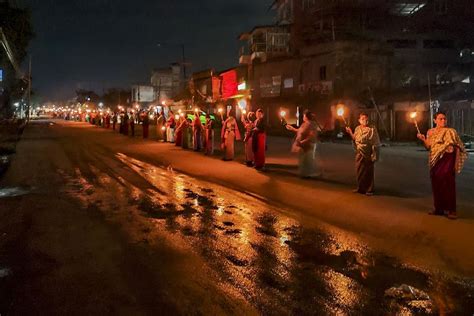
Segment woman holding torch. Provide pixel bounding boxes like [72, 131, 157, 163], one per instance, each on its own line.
[221, 109, 241, 161]
[253, 109, 266, 170]
[165, 111, 176, 143]
[204, 113, 215, 155]
[192, 110, 203, 151]
[174, 114, 185, 147]
[345, 112, 381, 196]
[417, 111, 467, 219]
[286, 110, 318, 178]
[241, 111, 256, 166]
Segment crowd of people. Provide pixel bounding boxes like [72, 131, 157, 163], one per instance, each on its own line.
[79, 108, 468, 220]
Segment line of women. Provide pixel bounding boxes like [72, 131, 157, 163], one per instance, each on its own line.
[287, 110, 468, 220]
[101, 108, 469, 220]
[157, 108, 267, 170]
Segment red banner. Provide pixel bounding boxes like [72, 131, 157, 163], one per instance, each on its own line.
[220, 69, 238, 99]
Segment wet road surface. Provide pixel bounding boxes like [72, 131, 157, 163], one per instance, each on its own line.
[1, 120, 473, 315]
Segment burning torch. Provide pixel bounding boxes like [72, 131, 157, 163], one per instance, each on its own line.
[280, 110, 287, 126]
[337, 106, 348, 126]
[410, 112, 421, 134]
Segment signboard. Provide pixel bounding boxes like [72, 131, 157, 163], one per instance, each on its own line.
[298, 81, 333, 95]
[220, 69, 238, 99]
[212, 76, 221, 100]
[0, 69, 3, 82]
[260, 76, 281, 97]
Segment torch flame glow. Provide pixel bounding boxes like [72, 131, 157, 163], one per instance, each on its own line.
[243, 109, 247, 115]
[410, 112, 417, 119]
[280, 110, 287, 117]
[337, 107, 345, 117]
[174, 114, 180, 120]
[218, 108, 223, 113]
[161, 126, 166, 131]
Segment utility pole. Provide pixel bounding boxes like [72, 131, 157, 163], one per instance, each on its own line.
[368, 86, 390, 140]
[181, 44, 186, 81]
[428, 72, 433, 129]
[27, 55, 31, 121]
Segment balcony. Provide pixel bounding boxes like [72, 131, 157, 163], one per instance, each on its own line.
[239, 54, 251, 65]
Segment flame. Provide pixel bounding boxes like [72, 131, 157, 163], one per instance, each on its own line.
[218, 108, 223, 113]
[410, 112, 417, 119]
[280, 110, 287, 117]
[174, 114, 180, 120]
[337, 107, 345, 117]
[161, 126, 166, 131]
[243, 109, 247, 115]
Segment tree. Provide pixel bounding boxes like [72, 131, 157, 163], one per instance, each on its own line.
[0, 1, 34, 117]
[101, 88, 131, 109]
[75, 89, 100, 104]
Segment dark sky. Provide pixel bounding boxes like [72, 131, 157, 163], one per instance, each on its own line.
[20, 0, 273, 101]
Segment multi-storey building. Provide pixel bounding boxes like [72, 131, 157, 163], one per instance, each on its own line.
[150, 63, 182, 102]
[239, 0, 474, 139]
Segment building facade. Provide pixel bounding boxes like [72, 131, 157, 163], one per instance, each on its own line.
[238, 0, 474, 139]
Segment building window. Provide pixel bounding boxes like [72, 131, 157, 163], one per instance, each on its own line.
[320, 66, 327, 80]
[434, 0, 447, 14]
[302, 0, 316, 10]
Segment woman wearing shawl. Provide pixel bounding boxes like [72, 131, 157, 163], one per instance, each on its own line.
[184, 118, 193, 149]
[142, 111, 150, 139]
[253, 109, 266, 170]
[346, 113, 381, 196]
[241, 111, 256, 166]
[204, 113, 215, 155]
[156, 111, 165, 142]
[417, 112, 467, 219]
[166, 111, 176, 143]
[174, 117, 186, 148]
[192, 114, 203, 151]
[221, 110, 241, 161]
[286, 110, 318, 178]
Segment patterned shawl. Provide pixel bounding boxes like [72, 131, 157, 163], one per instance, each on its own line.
[427, 127, 468, 173]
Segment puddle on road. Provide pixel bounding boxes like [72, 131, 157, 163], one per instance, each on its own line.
[0, 187, 30, 198]
[61, 152, 474, 315]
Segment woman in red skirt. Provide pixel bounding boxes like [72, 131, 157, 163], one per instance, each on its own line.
[252, 109, 266, 170]
[417, 111, 468, 219]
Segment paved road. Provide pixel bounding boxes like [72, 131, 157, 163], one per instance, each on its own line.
[0, 120, 473, 315]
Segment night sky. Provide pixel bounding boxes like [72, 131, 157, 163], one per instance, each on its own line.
[20, 0, 273, 101]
